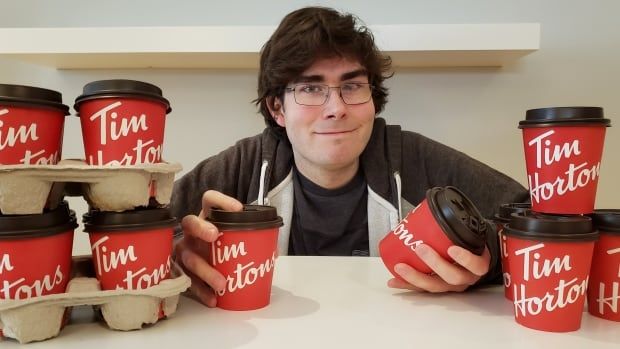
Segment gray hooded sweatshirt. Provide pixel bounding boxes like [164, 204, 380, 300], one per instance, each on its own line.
[170, 117, 529, 285]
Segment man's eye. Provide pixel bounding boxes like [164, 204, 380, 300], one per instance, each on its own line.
[342, 83, 363, 92]
[299, 84, 324, 93]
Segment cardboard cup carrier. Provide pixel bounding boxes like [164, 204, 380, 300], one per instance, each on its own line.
[0, 204, 189, 344]
[379, 186, 489, 277]
[0, 80, 189, 344]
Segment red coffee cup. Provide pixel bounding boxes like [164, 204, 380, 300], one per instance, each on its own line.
[587, 209, 620, 322]
[0, 202, 77, 300]
[83, 208, 176, 290]
[0, 84, 69, 165]
[492, 203, 531, 301]
[379, 187, 488, 277]
[74, 80, 171, 166]
[519, 107, 611, 214]
[207, 205, 283, 311]
[504, 212, 597, 332]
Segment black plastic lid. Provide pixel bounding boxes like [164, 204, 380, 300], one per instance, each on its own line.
[0, 201, 78, 239]
[591, 209, 620, 233]
[494, 203, 532, 223]
[74, 79, 171, 113]
[505, 212, 598, 241]
[83, 207, 177, 233]
[0, 83, 70, 115]
[426, 187, 487, 255]
[519, 106, 611, 128]
[207, 205, 284, 231]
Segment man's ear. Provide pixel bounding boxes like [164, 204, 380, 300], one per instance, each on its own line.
[266, 96, 286, 127]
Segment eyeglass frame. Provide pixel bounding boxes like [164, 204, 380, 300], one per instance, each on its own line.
[284, 82, 374, 106]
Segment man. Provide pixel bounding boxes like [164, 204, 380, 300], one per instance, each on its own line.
[171, 6, 528, 307]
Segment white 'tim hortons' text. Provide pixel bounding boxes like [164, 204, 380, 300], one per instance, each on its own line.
[527, 130, 599, 203]
[0, 265, 64, 300]
[211, 237, 275, 295]
[595, 248, 620, 315]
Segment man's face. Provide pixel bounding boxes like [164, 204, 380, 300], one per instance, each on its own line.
[270, 57, 376, 175]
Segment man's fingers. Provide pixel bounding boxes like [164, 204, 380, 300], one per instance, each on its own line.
[181, 215, 220, 242]
[180, 248, 226, 292]
[387, 277, 423, 291]
[186, 273, 218, 307]
[415, 244, 479, 286]
[199, 190, 244, 219]
[392, 263, 469, 293]
[447, 246, 491, 277]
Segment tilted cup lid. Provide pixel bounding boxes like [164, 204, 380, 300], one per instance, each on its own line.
[207, 205, 284, 231]
[426, 187, 487, 255]
[74, 79, 171, 113]
[591, 209, 620, 233]
[494, 203, 532, 223]
[505, 211, 598, 241]
[519, 106, 611, 128]
[0, 83, 70, 115]
[83, 207, 177, 233]
[0, 201, 78, 239]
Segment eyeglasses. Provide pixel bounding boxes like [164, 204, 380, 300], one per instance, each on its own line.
[285, 82, 373, 106]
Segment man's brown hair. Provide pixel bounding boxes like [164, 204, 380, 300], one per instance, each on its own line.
[255, 6, 392, 138]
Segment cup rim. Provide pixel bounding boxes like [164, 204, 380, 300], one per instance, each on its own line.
[83, 208, 177, 233]
[74, 79, 171, 113]
[591, 209, 620, 233]
[426, 186, 487, 255]
[0, 202, 78, 239]
[519, 106, 611, 128]
[505, 212, 598, 241]
[208, 205, 284, 231]
[0, 83, 70, 115]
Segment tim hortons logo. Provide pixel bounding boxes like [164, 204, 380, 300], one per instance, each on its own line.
[91, 235, 170, 290]
[512, 243, 587, 317]
[0, 263, 64, 300]
[88, 101, 162, 165]
[527, 130, 600, 203]
[595, 247, 620, 315]
[0, 254, 14, 274]
[211, 236, 275, 295]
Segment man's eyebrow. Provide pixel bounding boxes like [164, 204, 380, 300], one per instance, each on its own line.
[295, 75, 324, 83]
[341, 69, 368, 81]
[293, 69, 368, 83]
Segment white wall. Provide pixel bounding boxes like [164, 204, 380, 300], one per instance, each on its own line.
[1, 0, 619, 254]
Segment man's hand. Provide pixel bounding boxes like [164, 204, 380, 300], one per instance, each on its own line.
[387, 244, 491, 293]
[174, 190, 243, 306]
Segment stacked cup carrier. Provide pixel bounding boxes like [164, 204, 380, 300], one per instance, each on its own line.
[0, 81, 190, 344]
[495, 106, 618, 332]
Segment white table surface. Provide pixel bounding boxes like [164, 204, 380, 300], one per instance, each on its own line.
[4, 256, 619, 348]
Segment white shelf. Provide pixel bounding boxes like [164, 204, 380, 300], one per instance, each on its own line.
[0, 24, 540, 69]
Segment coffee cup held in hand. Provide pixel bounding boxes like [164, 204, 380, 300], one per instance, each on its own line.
[0, 202, 77, 300]
[504, 212, 597, 332]
[207, 205, 283, 311]
[587, 209, 620, 322]
[519, 107, 611, 214]
[379, 186, 488, 277]
[0, 84, 69, 165]
[74, 79, 171, 166]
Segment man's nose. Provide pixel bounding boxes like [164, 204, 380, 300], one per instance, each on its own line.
[323, 87, 346, 119]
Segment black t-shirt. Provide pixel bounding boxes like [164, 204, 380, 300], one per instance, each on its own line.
[288, 166, 369, 256]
